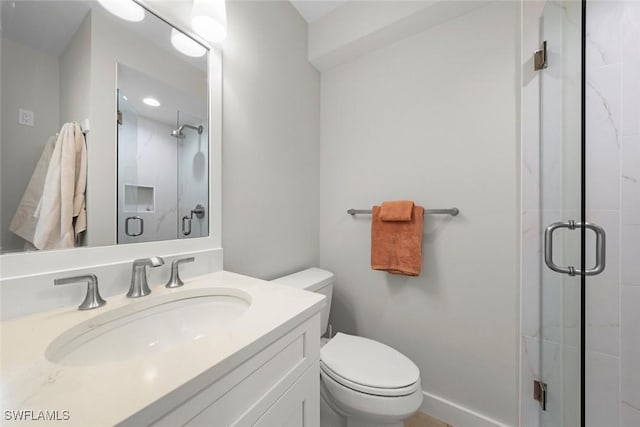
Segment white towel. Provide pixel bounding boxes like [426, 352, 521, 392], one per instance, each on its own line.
[8, 135, 57, 247]
[12, 122, 87, 250]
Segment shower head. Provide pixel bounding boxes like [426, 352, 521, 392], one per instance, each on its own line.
[171, 123, 203, 139]
[171, 129, 186, 139]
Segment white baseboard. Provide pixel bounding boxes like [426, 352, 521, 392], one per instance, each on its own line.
[420, 391, 512, 427]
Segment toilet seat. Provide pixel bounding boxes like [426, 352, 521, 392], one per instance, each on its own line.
[320, 333, 420, 397]
[320, 362, 419, 397]
[320, 366, 424, 423]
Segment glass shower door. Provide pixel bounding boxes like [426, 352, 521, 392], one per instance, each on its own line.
[538, 1, 584, 426]
[116, 89, 148, 244]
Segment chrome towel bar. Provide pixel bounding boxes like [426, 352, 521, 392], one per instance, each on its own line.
[347, 208, 459, 216]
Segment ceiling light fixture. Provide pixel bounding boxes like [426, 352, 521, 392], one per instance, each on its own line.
[96, 0, 145, 22]
[170, 28, 207, 58]
[142, 97, 160, 107]
[191, 0, 227, 44]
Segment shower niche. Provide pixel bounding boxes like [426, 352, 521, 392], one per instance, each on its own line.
[123, 184, 155, 213]
[117, 63, 208, 244]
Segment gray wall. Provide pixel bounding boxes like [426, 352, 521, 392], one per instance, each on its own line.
[59, 13, 91, 127]
[222, 1, 321, 279]
[1, 38, 60, 252]
[318, 2, 520, 425]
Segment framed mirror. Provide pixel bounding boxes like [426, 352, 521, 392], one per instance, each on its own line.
[1, 0, 210, 254]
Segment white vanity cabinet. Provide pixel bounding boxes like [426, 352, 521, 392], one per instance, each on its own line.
[121, 314, 321, 427]
[1, 272, 325, 427]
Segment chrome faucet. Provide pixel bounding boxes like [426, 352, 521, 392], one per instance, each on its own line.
[127, 257, 164, 298]
[165, 257, 195, 288]
[54, 274, 106, 310]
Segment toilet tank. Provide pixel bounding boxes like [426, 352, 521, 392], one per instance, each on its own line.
[271, 268, 334, 337]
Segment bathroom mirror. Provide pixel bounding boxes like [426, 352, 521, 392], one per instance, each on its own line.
[0, 0, 209, 253]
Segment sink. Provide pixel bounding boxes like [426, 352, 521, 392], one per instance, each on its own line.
[46, 288, 251, 367]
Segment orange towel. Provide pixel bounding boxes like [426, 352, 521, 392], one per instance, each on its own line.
[371, 204, 424, 276]
[379, 200, 414, 221]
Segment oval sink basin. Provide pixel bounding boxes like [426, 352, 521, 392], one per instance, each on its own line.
[46, 288, 251, 367]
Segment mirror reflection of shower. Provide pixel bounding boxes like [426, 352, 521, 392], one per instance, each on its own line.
[171, 124, 203, 139]
[116, 63, 208, 244]
[176, 109, 208, 240]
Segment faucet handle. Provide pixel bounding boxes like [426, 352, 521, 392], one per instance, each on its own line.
[54, 274, 106, 310]
[165, 257, 195, 288]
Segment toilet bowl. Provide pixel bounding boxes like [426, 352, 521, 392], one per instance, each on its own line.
[271, 268, 423, 427]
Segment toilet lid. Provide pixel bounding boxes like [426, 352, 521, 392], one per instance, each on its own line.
[320, 333, 420, 394]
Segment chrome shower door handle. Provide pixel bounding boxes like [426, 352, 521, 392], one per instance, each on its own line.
[125, 216, 144, 237]
[181, 204, 205, 236]
[544, 220, 606, 276]
[182, 216, 192, 236]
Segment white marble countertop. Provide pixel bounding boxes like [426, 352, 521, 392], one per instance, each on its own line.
[0, 270, 325, 426]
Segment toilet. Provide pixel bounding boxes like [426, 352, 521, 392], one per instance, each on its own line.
[271, 268, 423, 427]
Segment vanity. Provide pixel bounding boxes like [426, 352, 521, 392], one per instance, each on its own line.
[1, 271, 325, 426]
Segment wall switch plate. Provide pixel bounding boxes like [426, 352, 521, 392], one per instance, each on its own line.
[18, 109, 35, 126]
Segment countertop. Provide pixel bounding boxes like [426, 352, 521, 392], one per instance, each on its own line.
[0, 270, 325, 426]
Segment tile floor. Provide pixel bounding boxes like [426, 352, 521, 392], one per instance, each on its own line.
[405, 412, 453, 427]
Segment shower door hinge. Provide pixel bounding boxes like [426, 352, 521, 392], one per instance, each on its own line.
[534, 380, 548, 411]
[534, 41, 548, 70]
[117, 110, 123, 125]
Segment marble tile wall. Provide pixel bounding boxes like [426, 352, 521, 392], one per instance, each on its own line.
[586, 2, 640, 426]
[585, 3, 621, 426]
[619, 2, 640, 426]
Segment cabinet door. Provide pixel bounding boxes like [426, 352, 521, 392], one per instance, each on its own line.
[253, 366, 319, 427]
[143, 316, 320, 427]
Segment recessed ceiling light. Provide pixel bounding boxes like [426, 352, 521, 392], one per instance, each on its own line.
[142, 97, 160, 107]
[97, 0, 145, 22]
[170, 29, 206, 58]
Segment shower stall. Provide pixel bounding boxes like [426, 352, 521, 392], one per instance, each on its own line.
[116, 90, 208, 244]
[523, 1, 640, 426]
